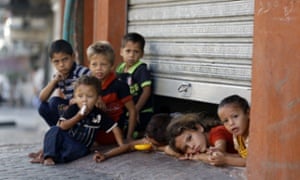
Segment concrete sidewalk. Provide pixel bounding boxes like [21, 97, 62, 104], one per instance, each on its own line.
[0, 143, 246, 180]
[0, 106, 48, 146]
[0, 107, 246, 179]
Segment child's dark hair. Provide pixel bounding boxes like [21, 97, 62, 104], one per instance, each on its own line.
[73, 75, 102, 96]
[86, 41, 115, 65]
[145, 113, 172, 145]
[167, 112, 222, 154]
[121, 32, 145, 51]
[218, 95, 250, 113]
[49, 39, 73, 58]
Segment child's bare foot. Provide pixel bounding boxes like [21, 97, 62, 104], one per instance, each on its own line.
[28, 149, 43, 158]
[43, 158, 55, 166]
[29, 150, 44, 163]
[30, 156, 44, 164]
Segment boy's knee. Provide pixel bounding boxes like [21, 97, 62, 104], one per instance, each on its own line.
[48, 97, 63, 108]
[50, 126, 61, 131]
[38, 101, 49, 115]
[48, 97, 69, 114]
[38, 97, 60, 115]
[46, 126, 62, 136]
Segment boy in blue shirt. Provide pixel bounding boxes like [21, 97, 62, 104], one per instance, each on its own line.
[116, 32, 153, 139]
[38, 39, 90, 126]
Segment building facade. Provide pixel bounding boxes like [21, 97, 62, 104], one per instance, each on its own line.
[60, 1, 300, 179]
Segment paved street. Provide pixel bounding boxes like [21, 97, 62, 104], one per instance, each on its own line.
[0, 106, 246, 180]
[0, 106, 47, 146]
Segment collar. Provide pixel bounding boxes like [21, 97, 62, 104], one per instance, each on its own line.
[119, 60, 143, 74]
[127, 60, 143, 74]
[101, 72, 116, 90]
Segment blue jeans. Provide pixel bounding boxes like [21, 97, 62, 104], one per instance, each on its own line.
[38, 97, 69, 126]
[43, 126, 90, 163]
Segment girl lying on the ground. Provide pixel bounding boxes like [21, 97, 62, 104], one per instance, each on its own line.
[166, 112, 237, 164]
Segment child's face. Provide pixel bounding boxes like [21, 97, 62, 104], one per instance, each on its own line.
[174, 125, 208, 154]
[74, 84, 98, 110]
[120, 41, 144, 68]
[51, 52, 74, 78]
[89, 54, 112, 81]
[218, 104, 249, 137]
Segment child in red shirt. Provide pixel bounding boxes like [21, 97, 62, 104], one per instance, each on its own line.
[87, 41, 137, 143]
[167, 112, 236, 163]
[209, 95, 250, 167]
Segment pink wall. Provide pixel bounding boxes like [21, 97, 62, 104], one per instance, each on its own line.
[248, 0, 300, 179]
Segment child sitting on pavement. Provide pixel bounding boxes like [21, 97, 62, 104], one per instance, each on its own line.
[38, 39, 90, 127]
[33, 75, 124, 165]
[207, 95, 250, 167]
[166, 112, 236, 164]
[93, 113, 180, 162]
[116, 32, 153, 139]
[29, 39, 90, 160]
[86, 41, 137, 143]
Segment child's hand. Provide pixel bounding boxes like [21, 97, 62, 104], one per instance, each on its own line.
[206, 146, 219, 155]
[69, 98, 76, 105]
[93, 151, 106, 163]
[96, 97, 106, 111]
[208, 150, 225, 166]
[53, 72, 64, 82]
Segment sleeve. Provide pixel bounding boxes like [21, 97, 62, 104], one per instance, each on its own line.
[74, 64, 90, 77]
[81, 66, 90, 76]
[59, 104, 79, 121]
[56, 81, 64, 91]
[135, 64, 152, 88]
[98, 111, 118, 133]
[209, 125, 232, 146]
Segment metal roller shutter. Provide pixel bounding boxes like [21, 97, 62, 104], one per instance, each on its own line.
[127, 0, 254, 104]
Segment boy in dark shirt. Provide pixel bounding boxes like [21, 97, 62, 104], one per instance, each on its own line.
[116, 32, 153, 139]
[42, 75, 123, 165]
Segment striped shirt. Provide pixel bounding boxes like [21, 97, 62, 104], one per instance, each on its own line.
[56, 63, 90, 100]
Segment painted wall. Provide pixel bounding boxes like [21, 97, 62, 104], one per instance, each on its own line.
[82, 0, 93, 67]
[82, 0, 127, 67]
[93, 0, 127, 68]
[248, 0, 300, 179]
